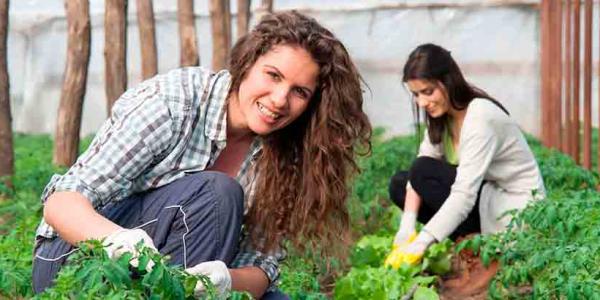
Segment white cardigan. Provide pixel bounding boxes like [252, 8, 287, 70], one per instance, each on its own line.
[417, 98, 545, 241]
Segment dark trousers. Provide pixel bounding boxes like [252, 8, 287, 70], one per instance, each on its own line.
[389, 156, 481, 240]
[32, 171, 288, 299]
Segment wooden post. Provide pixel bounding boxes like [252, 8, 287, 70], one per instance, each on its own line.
[210, 0, 231, 70]
[597, 0, 600, 173]
[178, 0, 199, 67]
[104, 0, 127, 114]
[0, 0, 12, 189]
[53, 0, 91, 167]
[136, 0, 157, 79]
[256, 0, 273, 21]
[553, 0, 563, 151]
[564, 0, 572, 157]
[540, 0, 551, 147]
[237, 0, 251, 40]
[573, 0, 581, 164]
[583, 0, 592, 169]
[261, 0, 273, 14]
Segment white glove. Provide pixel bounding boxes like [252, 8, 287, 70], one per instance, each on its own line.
[103, 228, 158, 271]
[185, 260, 232, 297]
[394, 210, 417, 246]
[403, 230, 436, 255]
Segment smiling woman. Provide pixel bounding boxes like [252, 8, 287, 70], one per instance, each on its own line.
[32, 10, 371, 300]
[228, 44, 319, 136]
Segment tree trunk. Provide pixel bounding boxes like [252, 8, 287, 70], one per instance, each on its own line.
[256, 0, 272, 20]
[53, 0, 91, 167]
[0, 0, 12, 190]
[236, 0, 250, 40]
[261, 0, 272, 12]
[210, 0, 231, 70]
[178, 0, 199, 67]
[136, 0, 157, 79]
[104, 0, 127, 114]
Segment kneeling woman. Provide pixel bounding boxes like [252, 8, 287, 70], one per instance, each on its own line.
[33, 11, 371, 299]
[388, 44, 545, 268]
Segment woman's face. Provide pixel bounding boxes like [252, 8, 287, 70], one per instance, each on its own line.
[233, 44, 319, 136]
[406, 79, 450, 118]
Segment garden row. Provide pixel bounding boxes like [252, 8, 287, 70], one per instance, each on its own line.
[1, 129, 599, 298]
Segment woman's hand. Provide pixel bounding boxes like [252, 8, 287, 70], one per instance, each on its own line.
[385, 230, 436, 268]
[185, 260, 232, 297]
[103, 228, 158, 271]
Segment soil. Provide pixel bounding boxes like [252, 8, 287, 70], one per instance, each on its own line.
[437, 246, 495, 300]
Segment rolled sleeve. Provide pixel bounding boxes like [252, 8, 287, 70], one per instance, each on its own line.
[230, 234, 286, 292]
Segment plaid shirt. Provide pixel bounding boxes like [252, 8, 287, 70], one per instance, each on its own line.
[36, 67, 284, 290]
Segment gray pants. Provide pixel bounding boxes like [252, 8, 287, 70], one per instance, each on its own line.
[32, 171, 288, 299]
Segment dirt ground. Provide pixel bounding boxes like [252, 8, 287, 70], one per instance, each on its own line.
[437, 249, 494, 300]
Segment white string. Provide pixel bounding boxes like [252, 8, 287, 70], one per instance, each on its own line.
[35, 248, 80, 262]
[163, 205, 190, 269]
[35, 205, 190, 268]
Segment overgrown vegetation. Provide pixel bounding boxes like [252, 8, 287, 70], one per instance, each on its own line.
[1, 130, 600, 299]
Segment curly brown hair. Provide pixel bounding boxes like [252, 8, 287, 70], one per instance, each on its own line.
[228, 11, 372, 255]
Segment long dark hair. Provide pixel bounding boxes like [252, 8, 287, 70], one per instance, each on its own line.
[402, 43, 508, 144]
[229, 11, 372, 256]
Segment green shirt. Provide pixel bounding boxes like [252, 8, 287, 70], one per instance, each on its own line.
[443, 121, 459, 165]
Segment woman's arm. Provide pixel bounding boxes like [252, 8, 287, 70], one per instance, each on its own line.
[230, 266, 269, 299]
[423, 118, 498, 241]
[403, 186, 421, 213]
[43, 191, 122, 245]
[38, 78, 175, 242]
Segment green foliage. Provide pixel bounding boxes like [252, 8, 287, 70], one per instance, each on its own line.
[526, 135, 598, 191]
[350, 235, 394, 268]
[35, 240, 221, 299]
[334, 264, 437, 300]
[0, 134, 62, 298]
[458, 181, 600, 298]
[278, 254, 328, 300]
[0, 192, 39, 298]
[349, 129, 417, 234]
[3, 131, 600, 299]
[335, 233, 451, 299]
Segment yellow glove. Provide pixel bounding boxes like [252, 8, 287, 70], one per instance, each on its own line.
[385, 230, 435, 269]
[384, 231, 418, 269]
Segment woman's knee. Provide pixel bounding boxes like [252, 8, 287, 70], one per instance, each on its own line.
[201, 171, 244, 219]
[408, 156, 446, 190]
[389, 171, 409, 208]
[409, 156, 439, 178]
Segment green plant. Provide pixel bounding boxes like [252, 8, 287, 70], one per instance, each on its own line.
[349, 128, 417, 235]
[279, 254, 328, 299]
[458, 190, 600, 299]
[35, 240, 228, 300]
[335, 232, 451, 299]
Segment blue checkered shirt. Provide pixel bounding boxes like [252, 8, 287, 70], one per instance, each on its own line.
[35, 67, 284, 290]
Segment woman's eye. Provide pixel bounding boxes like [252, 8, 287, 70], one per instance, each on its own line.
[294, 87, 309, 99]
[423, 89, 434, 96]
[267, 71, 280, 81]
